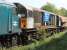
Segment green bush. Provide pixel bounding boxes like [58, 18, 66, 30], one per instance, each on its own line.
[37, 28, 47, 40]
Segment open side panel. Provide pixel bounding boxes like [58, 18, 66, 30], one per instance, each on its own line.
[20, 17, 27, 29]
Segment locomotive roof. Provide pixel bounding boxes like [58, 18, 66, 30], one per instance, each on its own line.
[42, 10, 57, 15]
[33, 8, 57, 15]
[14, 3, 33, 11]
[0, 2, 16, 7]
[33, 8, 44, 12]
[2, 2, 58, 16]
[13, 3, 57, 16]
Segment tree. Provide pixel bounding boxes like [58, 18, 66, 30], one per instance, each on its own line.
[41, 3, 67, 17]
[41, 3, 57, 13]
[58, 8, 67, 16]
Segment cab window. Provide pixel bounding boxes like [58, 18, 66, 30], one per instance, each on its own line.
[12, 7, 17, 16]
[28, 11, 33, 17]
[49, 14, 55, 25]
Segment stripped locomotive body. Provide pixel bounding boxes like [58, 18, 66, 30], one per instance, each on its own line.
[33, 8, 62, 35]
[14, 3, 37, 43]
[42, 11, 62, 34]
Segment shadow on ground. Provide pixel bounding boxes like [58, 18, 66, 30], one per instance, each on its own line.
[35, 32, 67, 50]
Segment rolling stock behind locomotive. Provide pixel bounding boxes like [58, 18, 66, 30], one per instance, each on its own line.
[33, 8, 62, 34]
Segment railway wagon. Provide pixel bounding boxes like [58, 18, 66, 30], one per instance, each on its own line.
[0, 3, 20, 47]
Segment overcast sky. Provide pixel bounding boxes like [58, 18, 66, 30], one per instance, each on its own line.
[1, 0, 67, 9]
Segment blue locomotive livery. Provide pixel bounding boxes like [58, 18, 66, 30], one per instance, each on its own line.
[0, 3, 19, 35]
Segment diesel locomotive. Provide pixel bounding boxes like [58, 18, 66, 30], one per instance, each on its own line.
[0, 2, 63, 47]
[0, 3, 20, 47]
[33, 8, 62, 34]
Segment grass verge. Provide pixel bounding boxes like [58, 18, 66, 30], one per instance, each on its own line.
[0, 32, 66, 50]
